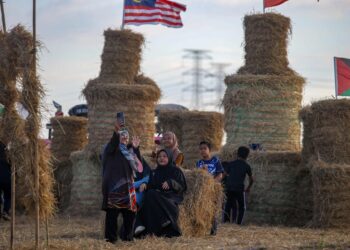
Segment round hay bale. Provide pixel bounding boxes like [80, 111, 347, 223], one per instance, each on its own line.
[99, 29, 144, 84]
[237, 13, 294, 75]
[223, 74, 304, 152]
[157, 110, 186, 147]
[181, 111, 224, 169]
[311, 160, 350, 229]
[179, 169, 224, 237]
[67, 150, 102, 215]
[237, 151, 301, 226]
[134, 74, 161, 94]
[83, 80, 160, 154]
[301, 99, 350, 164]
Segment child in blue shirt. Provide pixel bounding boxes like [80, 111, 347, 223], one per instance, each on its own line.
[196, 141, 223, 235]
[196, 141, 223, 182]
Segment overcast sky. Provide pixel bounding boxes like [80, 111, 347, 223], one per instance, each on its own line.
[4, 0, 350, 127]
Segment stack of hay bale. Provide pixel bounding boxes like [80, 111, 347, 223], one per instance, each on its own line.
[157, 110, 224, 168]
[299, 99, 350, 229]
[220, 13, 305, 226]
[69, 29, 161, 214]
[50, 116, 88, 211]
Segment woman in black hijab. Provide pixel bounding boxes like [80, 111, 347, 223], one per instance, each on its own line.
[139, 149, 187, 237]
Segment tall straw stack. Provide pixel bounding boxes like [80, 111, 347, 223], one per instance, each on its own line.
[181, 111, 224, 168]
[311, 160, 350, 229]
[223, 13, 305, 152]
[50, 116, 88, 210]
[0, 26, 55, 219]
[83, 29, 160, 155]
[99, 29, 144, 84]
[179, 169, 224, 236]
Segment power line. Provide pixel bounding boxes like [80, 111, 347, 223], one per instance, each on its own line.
[210, 62, 231, 103]
[182, 49, 211, 109]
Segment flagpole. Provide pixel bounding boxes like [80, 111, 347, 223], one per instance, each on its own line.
[334, 57, 338, 99]
[263, 0, 265, 13]
[121, 0, 126, 30]
[0, 0, 6, 32]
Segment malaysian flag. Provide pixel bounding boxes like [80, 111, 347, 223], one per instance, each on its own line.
[123, 0, 186, 28]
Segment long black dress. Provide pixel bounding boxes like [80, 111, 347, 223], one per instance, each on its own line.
[141, 149, 187, 237]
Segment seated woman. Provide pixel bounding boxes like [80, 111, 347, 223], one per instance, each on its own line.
[139, 149, 187, 237]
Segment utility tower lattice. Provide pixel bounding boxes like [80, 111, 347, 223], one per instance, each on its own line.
[182, 49, 211, 110]
[211, 63, 231, 103]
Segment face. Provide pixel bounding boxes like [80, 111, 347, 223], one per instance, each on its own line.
[162, 133, 173, 148]
[199, 144, 210, 159]
[157, 151, 169, 166]
[120, 133, 129, 145]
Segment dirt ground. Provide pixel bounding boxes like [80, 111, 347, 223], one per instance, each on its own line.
[0, 215, 349, 250]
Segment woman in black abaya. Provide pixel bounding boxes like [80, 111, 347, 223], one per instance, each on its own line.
[139, 149, 187, 237]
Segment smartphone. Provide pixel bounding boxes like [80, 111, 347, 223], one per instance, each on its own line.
[116, 112, 125, 127]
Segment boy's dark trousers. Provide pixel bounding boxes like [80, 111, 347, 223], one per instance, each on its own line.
[0, 181, 11, 214]
[226, 191, 246, 225]
[105, 208, 136, 243]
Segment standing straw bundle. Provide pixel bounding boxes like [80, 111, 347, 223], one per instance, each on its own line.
[0, 25, 55, 219]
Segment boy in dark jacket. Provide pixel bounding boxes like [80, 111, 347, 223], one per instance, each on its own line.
[224, 146, 254, 225]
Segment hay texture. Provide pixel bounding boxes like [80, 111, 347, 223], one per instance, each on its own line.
[181, 111, 224, 168]
[311, 160, 350, 229]
[82, 29, 160, 155]
[223, 74, 304, 151]
[50, 116, 88, 211]
[237, 13, 294, 75]
[99, 29, 144, 84]
[83, 80, 160, 154]
[157, 110, 186, 147]
[179, 169, 224, 236]
[0, 26, 55, 219]
[300, 99, 350, 164]
[67, 151, 102, 215]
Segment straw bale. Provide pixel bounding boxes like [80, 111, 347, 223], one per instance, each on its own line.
[301, 99, 350, 164]
[220, 148, 301, 226]
[99, 29, 144, 84]
[67, 151, 102, 215]
[50, 116, 88, 162]
[50, 116, 87, 211]
[179, 169, 224, 236]
[294, 164, 313, 226]
[157, 110, 186, 147]
[311, 160, 350, 229]
[181, 111, 224, 169]
[237, 13, 294, 75]
[134, 74, 161, 96]
[223, 74, 304, 152]
[83, 81, 160, 154]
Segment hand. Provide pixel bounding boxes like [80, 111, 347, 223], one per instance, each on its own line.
[162, 181, 170, 190]
[202, 164, 208, 170]
[132, 136, 141, 148]
[114, 120, 121, 132]
[140, 183, 147, 192]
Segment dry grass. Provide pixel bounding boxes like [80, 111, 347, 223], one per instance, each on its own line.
[179, 169, 224, 237]
[157, 110, 186, 147]
[0, 216, 349, 249]
[300, 99, 350, 164]
[99, 29, 144, 84]
[237, 13, 294, 75]
[223, 74, 304, 152]
[310, 160, 350, 229]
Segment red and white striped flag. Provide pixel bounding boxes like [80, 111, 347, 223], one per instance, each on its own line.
[264, 0, 288, 9]
[123, 0, 186, 28]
